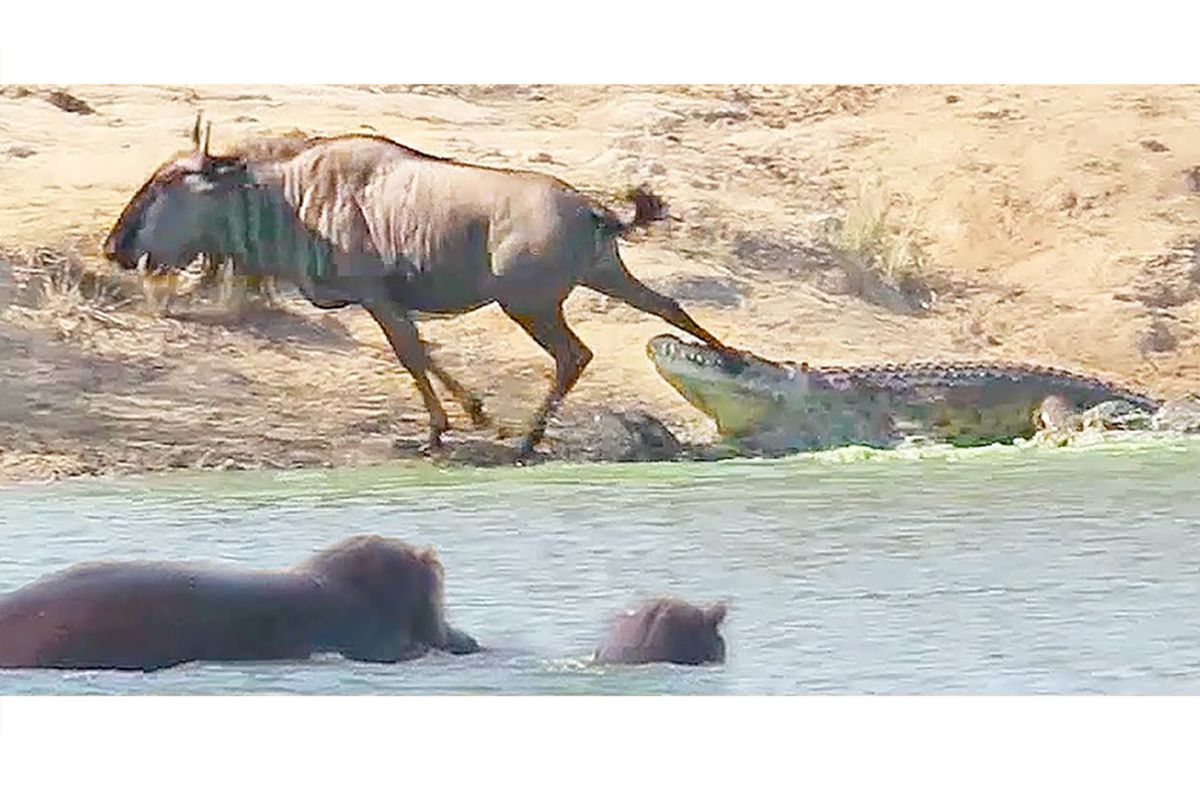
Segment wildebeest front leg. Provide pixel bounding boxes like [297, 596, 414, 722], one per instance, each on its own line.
[365, 304, 450, 450]
[501, 303, 593, 457]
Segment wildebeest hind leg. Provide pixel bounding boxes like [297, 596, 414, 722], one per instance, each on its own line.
[582, 263, 726, 349]
[425, 356, 491, 430]
[365, 304, 450, 450]
[501, 303, 593, 457]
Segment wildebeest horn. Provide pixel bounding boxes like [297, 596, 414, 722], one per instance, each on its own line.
[202, 121, 212, 157]
[191, 113, 203, 150]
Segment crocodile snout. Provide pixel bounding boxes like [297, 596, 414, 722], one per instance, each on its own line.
[647, 334, 745, 373]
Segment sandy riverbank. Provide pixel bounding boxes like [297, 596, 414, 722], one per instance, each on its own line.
[2, 84, 1199, 483]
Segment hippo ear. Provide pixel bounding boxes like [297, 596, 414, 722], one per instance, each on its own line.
[704, 602, 728, 627]
[418, 547, 444, 576]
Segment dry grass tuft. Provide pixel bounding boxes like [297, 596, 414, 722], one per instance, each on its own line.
[832, 179, 932, 287]
[12, 250, 140, 340]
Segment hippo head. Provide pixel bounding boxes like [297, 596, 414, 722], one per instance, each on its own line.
[595, 597, 728, 666]
[305, 534, 479, 658]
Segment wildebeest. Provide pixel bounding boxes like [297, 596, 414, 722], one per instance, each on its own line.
[593, 597, 728, 666]
[0, 534, 479, 671]
[103, 115, 731, 456]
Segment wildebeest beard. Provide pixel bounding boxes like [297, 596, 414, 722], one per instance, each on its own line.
[203, 181, 339, 291]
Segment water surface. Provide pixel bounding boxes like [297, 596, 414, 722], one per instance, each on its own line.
[2, 436, 1199, 694]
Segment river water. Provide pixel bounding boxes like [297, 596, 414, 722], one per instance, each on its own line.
[2, 435, 1199, 694]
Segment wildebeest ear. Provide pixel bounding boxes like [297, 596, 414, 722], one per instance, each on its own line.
[704, 602, 728, 627]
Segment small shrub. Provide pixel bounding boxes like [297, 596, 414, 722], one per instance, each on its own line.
[832, 179, 931, 287]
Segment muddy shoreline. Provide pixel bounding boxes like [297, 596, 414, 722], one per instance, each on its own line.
[0, 428, 731, 487]
[0, 254, 731, 484]
[0, 249, 1191, 486]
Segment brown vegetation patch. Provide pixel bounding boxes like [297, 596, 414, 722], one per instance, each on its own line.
[729, 230, 940, 315]
[1123, 240, 1200, 309]
[44, 89, 95, 115]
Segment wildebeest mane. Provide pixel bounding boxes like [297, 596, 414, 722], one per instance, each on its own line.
[222, 131, 451, 165]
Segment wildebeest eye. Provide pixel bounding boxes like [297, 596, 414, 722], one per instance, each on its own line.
[202, 163, 246, 186]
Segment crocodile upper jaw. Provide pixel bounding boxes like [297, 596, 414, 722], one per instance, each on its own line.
[646, 334, 796, 437]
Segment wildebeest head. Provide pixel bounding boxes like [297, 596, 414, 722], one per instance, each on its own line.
[103, 114, 252, 273]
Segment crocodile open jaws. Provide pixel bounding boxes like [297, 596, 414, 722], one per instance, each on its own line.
[647, 334, 1162, 453]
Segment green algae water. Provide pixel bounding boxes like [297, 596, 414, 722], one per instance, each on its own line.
[2, 435, 1200, 694]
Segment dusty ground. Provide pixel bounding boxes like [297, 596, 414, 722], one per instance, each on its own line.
[2, 84, 1200, 483]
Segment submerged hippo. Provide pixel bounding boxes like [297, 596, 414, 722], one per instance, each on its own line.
[594, 598, 728, 666]
[0, 534, 479, 672]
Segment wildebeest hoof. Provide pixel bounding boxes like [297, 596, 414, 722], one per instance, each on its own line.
[464, 399, 491, 430]
[422, 430, 445, 454]
[514, 439, 540, 465]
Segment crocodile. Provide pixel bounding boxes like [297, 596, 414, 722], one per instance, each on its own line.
[646, 334, 1163, 453]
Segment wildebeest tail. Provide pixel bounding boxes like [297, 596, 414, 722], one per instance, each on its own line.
[594, 186, 670, 236]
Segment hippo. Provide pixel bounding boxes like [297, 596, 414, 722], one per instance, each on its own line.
[0, 534, 479, 672]
[594, 598, 727, 666]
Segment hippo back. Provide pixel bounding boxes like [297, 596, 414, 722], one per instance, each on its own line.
[0, 561, 324, 671]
